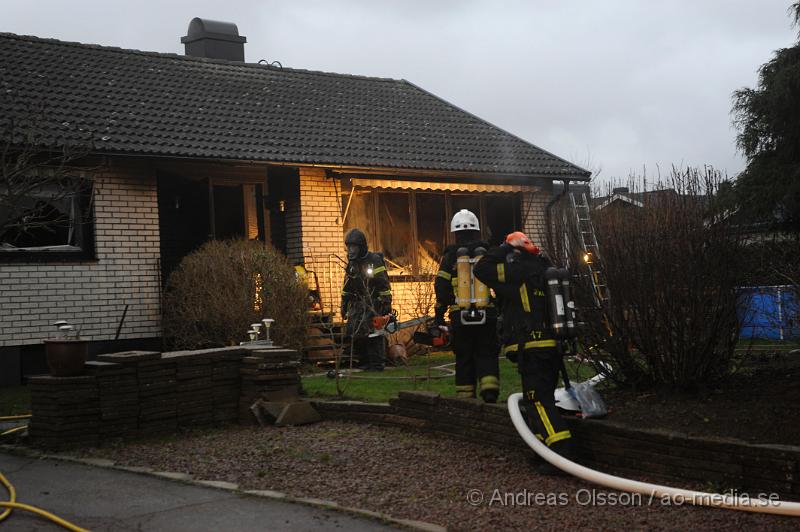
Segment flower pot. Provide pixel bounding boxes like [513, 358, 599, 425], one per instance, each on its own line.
[44, 339, 89, 377]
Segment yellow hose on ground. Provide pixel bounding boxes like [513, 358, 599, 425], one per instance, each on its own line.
[0, 425, 27, 437]
[0, 414, 32, 421]
[0, 469, 15, 522]
[0, 471, 90, 532]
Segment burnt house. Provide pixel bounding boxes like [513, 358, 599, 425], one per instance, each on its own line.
[0, 19, 589, 384]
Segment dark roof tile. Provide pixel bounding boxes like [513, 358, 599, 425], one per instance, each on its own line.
[0, 33, 589, 179]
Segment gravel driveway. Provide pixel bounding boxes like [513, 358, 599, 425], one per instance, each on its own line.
[82, 421, 797, 531]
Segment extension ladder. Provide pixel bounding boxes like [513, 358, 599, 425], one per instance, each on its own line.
[569, 191, 610, 308]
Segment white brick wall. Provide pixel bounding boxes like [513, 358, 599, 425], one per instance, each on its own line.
[0, 160, 162, 347]
[0, 157, 552, 347]
[295, 168, 347, 317]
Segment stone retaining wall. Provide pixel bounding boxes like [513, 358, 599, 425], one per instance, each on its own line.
[28, 346, 302, 449]
[313, 391, 800, 501]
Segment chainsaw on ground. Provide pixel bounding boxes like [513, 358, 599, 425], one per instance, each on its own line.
[368, 314, 451, 348]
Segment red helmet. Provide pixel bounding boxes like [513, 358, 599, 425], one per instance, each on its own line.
[505, 231, 540, 254]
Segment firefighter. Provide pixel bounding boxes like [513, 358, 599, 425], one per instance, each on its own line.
[341, 228, 392, 371]
[434, 209, 500, 402]
[474, 231, 575, 470]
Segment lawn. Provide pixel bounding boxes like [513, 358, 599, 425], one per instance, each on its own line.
[302, 351, 597, 403]
[0, 386, 30, 416]
[0, 353, 598, 417]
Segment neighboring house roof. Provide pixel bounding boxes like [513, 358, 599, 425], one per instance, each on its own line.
[593, 188, 682, 210]
[0, 33, 590, 179]
[594, 193, 644, 210]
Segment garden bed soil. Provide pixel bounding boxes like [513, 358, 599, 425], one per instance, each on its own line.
[80, 422, 796, 531]
[600, 361, 800, 446]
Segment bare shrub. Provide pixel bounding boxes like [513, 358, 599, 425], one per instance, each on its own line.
[163, 239, 308, 350]
[569, 167, 747, 390]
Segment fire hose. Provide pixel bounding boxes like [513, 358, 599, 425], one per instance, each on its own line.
[0, 415, 89, 530]
[0, 414, 30, 438]
[507, 392, 800, 516]
[1, 470, 88, 532]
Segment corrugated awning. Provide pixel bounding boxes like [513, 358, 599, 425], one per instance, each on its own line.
[350, 177, 542, 193]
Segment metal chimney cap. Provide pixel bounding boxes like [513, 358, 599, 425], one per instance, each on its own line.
[181, 17, 247, 44]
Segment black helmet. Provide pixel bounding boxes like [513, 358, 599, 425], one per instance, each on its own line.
[344, 228, 368, 261]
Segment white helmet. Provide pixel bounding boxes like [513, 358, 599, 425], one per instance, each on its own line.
[450, 209, 480, 232]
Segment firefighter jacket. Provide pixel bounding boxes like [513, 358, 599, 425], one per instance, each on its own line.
[473, 243, 557, 353]
[341, 251, 392, 322]
[434, 240, 496, 325]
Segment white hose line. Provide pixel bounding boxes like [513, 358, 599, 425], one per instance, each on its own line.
[507, 392, 800, 516]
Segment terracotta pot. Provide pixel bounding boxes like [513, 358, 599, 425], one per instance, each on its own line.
[44, 339, 89, 377]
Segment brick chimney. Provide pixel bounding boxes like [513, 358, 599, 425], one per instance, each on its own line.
[181, 17, 246, 62]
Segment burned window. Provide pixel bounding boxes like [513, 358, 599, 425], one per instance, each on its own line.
[342, 189, 377, 254]
[376, 192, 413, 274]
[416, 193, 446, 273]
[0, 179, 93, 254]
[341, 186, 522, 278]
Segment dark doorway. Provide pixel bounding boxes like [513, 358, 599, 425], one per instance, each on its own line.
[158, 174, 210, 283]
[265, 166, 298, 255]
[212, 184, 245, 240]
[158, 167, 297, 284]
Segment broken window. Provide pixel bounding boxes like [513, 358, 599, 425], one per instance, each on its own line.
[341, 186, 522, 278]
[376, 192, 413, 274]
[416, 193, 446, 273]
[0, 179, 93, 254]
[342, 189, 377, 253]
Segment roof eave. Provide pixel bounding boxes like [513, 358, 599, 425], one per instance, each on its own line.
[95, 150, 591, 181]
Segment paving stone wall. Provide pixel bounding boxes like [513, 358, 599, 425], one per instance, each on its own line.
[27, 346, 302, 449]
[314, 391, 800, 501]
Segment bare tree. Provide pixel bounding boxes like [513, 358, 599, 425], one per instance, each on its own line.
[564, 166, 748, 390]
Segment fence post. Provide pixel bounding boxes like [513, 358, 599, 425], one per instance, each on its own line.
[778, 286, 784, 341]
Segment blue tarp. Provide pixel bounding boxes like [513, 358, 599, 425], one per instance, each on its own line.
[737, 286, 800, 340]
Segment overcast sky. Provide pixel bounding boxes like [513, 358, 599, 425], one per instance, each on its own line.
[4, 0, 797, 183]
